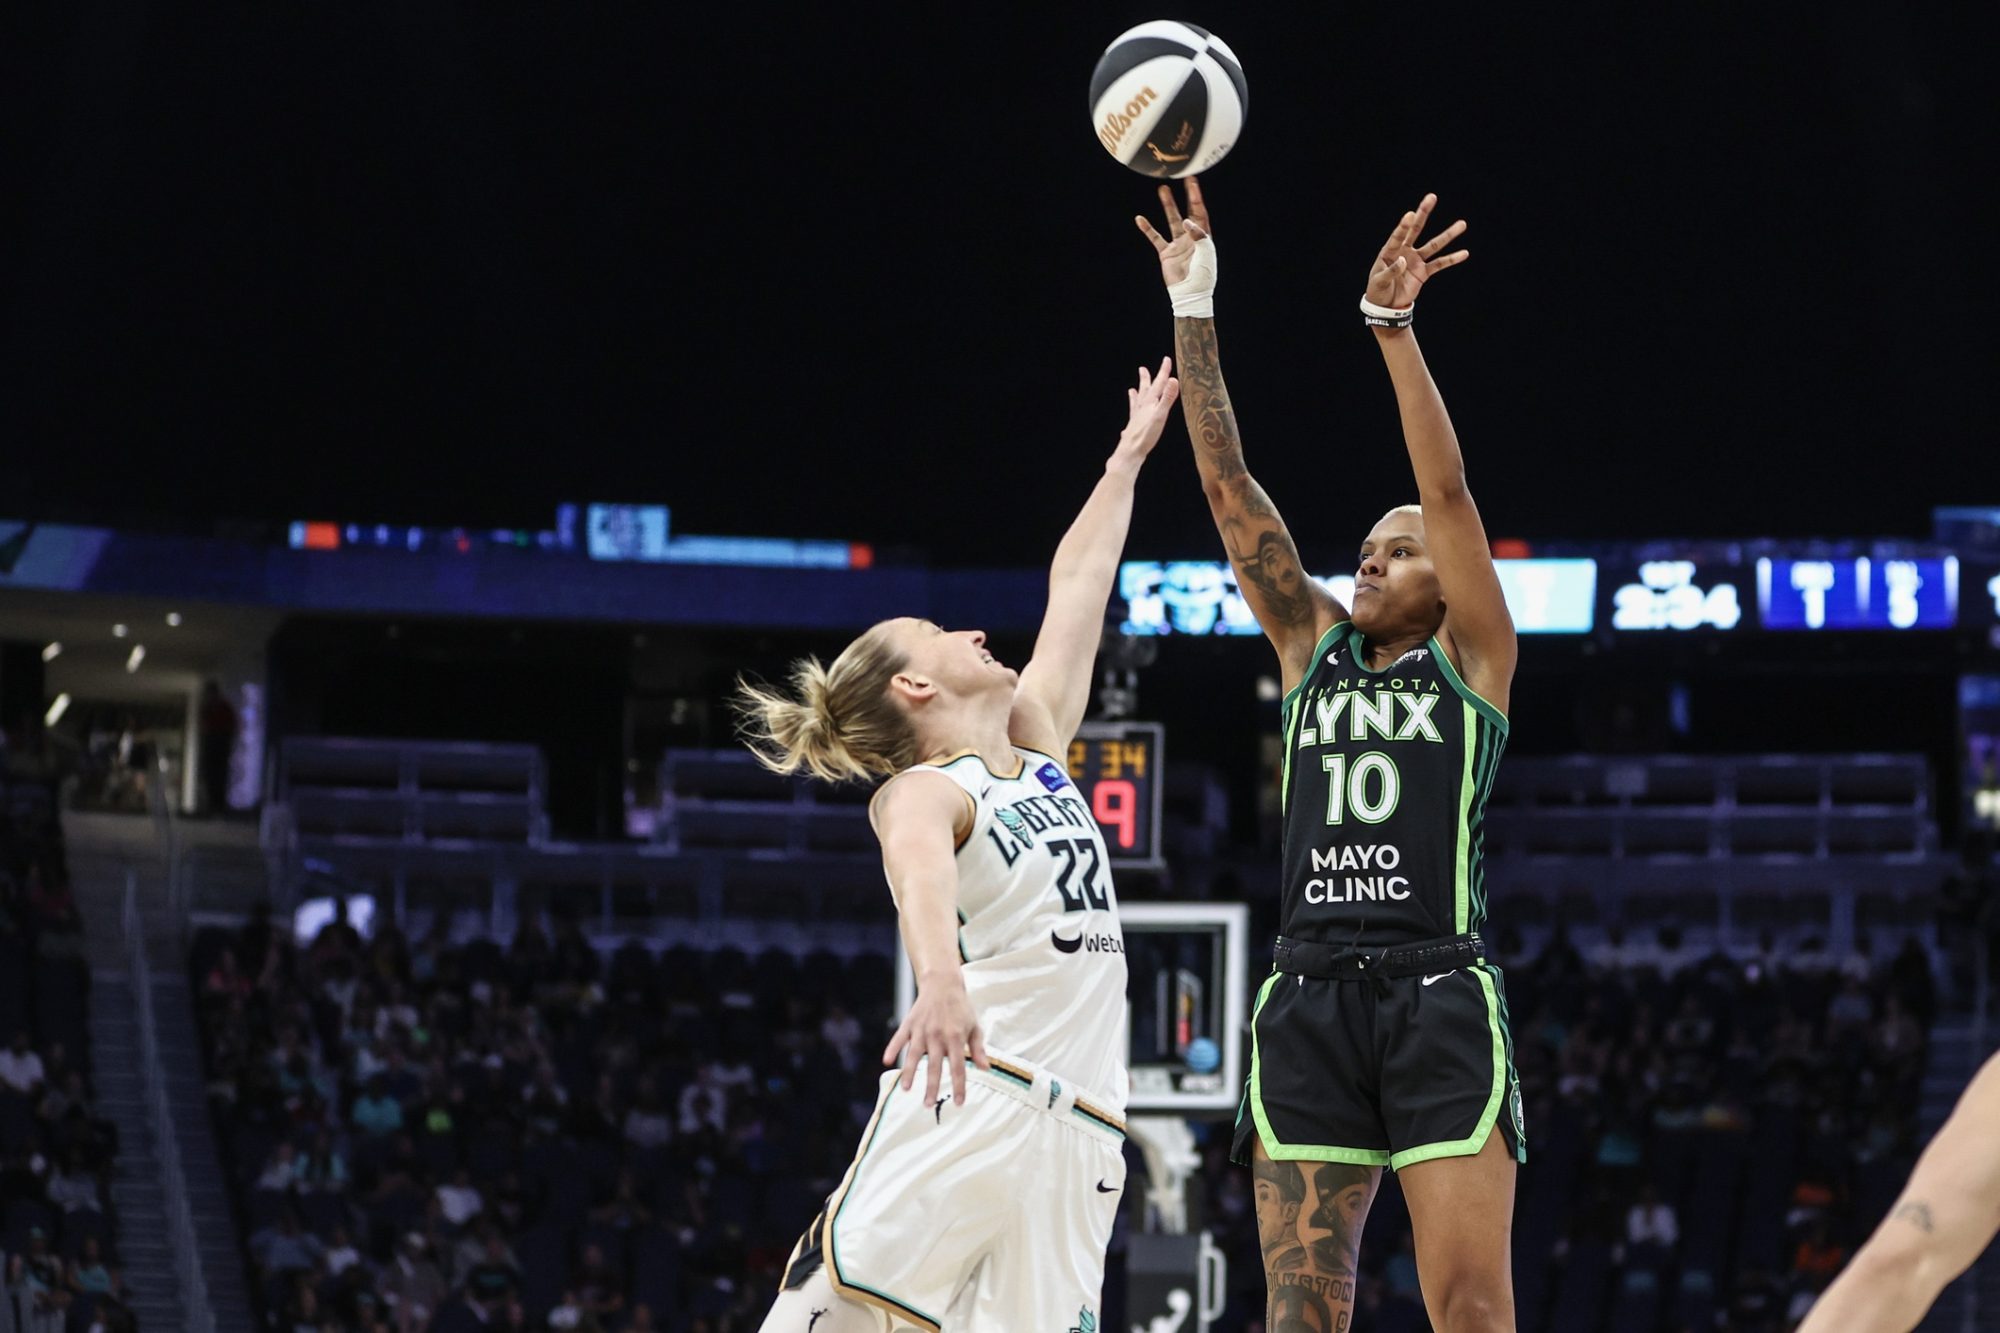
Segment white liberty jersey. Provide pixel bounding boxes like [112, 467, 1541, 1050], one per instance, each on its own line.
[889, 746, 1130, 1112]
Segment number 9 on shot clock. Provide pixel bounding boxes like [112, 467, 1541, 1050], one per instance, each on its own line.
[1066, 721, 1165, 867]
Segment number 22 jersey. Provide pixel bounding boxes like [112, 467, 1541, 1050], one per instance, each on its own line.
[880, 746, 1130, 1111]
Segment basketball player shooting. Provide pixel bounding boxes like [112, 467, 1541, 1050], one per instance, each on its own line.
[1139, 180, 1523, 1333]
[741, 361, 1177, 1331]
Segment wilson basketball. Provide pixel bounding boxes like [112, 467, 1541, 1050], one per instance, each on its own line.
[1089, 21, 1246, 179]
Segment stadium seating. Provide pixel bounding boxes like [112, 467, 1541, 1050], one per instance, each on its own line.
[0, 775, 130, 1332]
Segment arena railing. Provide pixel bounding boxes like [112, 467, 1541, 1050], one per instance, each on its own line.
[123, 870, 216, 1333]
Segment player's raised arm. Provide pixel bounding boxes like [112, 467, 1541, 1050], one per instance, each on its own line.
[1797, 1050, 2000, 1332]
[1011, 360, 1179, 756]
[872, 771, 990, 1106]
[1365, 193, 1517, 708]
[1137, 178, 1344, 693]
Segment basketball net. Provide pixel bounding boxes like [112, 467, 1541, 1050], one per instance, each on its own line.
[1126, 1114, 1201, 1235]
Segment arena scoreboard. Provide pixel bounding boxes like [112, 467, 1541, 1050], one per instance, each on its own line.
[1067, 721, 1165, 868]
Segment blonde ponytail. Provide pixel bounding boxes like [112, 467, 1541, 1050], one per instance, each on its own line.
[734, 624, 917, 784]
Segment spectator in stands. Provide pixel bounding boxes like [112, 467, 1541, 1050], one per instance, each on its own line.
[351, 1073, 405, 1138]
[382, 1232, 447, 1333]
[1627, 1184, 1679, 1248]
[17, 1227, 72, 1322]
[44, 1145, 102, 1213]
[323, 1224, 364, 1279]
[0, 1029, 46, 1094]
[624, 1077, 674, 1149]
[66, 1235, 120, 1301]
[299, 1128, 349, 1193]
[677, 1067, 726, 1136]
[575, 1241, 625, 1324]
[436, 1165, 484, 1230]
[259, 1211, 329, 1280]
[819, 1001, 862, 1071]
[547, 1290, 605, 1332]
[258, 1140, 304, 1190]
[461, 1229, 520, 1308]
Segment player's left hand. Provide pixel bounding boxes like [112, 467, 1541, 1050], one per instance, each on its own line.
[1112, 357, 1179, 467]
[1365, 193, 1468, 310]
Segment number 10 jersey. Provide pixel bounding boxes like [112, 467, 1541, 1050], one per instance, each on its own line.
[1279, 622, 1510, 949]
[886, 746, 1130, 1112]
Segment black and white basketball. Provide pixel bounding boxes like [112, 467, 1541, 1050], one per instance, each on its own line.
[1089, 21, 1246, 179]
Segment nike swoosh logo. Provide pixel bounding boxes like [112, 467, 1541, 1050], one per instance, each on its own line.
[1096, 1180, 1118, 1193]
[1051, 930, 1083, 954]
[1422, 973, 1452, 986]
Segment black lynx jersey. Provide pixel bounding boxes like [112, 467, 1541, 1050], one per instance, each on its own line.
[1278, 622, 1508, 947]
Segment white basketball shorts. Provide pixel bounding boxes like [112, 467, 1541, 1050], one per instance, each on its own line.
[780, 1052, 1127, 1331]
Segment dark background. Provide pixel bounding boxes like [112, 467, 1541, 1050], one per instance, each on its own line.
[1, 6, 1992, 565]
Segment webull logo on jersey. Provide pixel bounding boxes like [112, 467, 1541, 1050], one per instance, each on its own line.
[1035, 761, 1069, 793]
[1305, 843, 1410, 902]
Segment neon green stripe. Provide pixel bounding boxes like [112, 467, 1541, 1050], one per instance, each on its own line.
[1431, 636, 1509, 733]
[1454, 701, 1476, 934]
[1388, 966, 1509, 1170]
[1280, 690, 1305, 808]
[1246, 972, 1391, 1166]
[830, 1086, 944, 1327]
[1281, 621, 1351, 713]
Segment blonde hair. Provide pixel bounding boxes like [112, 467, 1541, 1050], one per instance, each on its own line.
[1382, 503, 1424, 523]
[734, 624, 918, 784]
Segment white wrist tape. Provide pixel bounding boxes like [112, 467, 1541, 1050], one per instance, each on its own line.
[1358, 296, 1415, 320]
[1167, 236, 1218, 319]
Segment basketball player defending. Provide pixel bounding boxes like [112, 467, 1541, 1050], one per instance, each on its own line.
[1797, 1049, 2000, 1331]
[741, 361, 1179, 1331]
[1138, 180, 1522, 1333]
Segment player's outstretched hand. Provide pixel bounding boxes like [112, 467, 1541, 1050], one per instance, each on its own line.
[1366, 192, 1468, 310]
[1112, 357, 1179, 467]
[1136, 175, 1211, 287]
[881, 974, 991, 1106]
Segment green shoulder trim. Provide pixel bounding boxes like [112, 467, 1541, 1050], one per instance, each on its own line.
[1430, 637, 1510, 734]
[1281, 621, 1352, 713]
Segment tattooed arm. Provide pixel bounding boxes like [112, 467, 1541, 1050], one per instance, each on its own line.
[1138, 180, 1344, 694]
[1797, 1050, 2000, 1332]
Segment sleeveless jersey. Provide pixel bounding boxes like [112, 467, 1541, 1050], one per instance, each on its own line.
[1278, 622, 1509, 947]
[887, 746, 1130, 1109]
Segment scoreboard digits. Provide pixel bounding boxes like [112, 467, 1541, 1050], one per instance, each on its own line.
[1067, 722, 1164, 866]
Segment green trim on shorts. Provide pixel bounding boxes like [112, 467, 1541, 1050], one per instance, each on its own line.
[829, 1083, 944, 1329]
[1386, 965, 1510, 1171]
[1454, 700, 1475, 935]
[1246, 971, 1394, 1168]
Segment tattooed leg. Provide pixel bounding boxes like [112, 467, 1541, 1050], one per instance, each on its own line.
[1251, 1139, 1379, 1333]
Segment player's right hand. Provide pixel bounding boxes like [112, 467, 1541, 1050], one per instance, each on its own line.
[882, 974, 991, 1106]
[1136, 175, 1212, 286]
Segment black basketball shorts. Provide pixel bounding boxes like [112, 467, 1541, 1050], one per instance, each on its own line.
[1231, 961, 1526, 1171]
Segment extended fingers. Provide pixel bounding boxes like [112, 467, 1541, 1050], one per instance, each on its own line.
[1428, 249, 1470, 273]
[1184, 175, 1209, 230]
[1157, 183, 1185, 233]
[1418, 218, 1468, 258]
[1134, 215, 1169, 254]
[1380, 209, 1419, 259]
